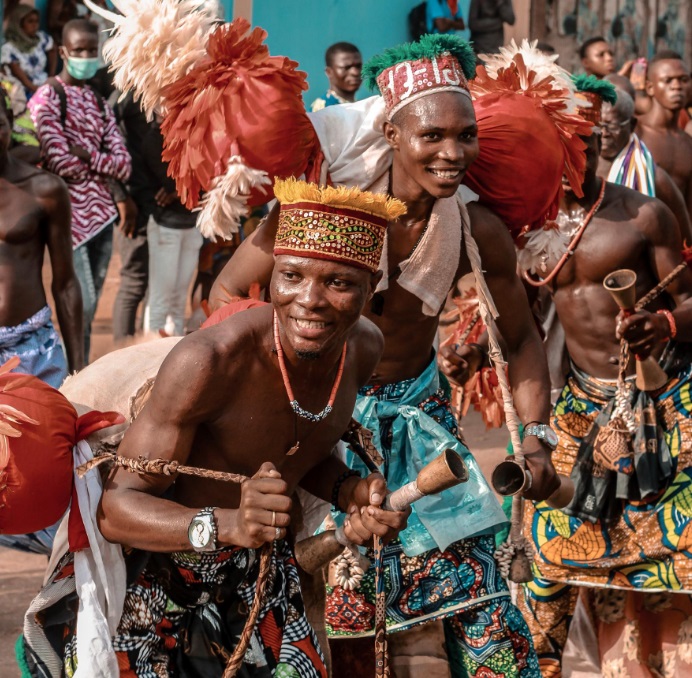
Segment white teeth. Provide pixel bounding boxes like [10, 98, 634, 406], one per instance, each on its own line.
[430, 169, 460, 179]
[295, 319, 326, 329]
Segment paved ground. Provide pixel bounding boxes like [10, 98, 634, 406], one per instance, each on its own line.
[0, 245, 510, 676]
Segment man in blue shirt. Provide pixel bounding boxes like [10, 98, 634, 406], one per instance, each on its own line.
[310, 42, 362, 112]
[426, 0, 470, 40]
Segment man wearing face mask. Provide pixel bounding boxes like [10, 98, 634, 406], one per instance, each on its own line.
[29, 19, 131, 362]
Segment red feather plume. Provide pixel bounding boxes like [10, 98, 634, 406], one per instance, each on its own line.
[161, 19, 320, 210]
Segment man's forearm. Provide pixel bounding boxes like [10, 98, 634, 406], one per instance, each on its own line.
[506, 333, 552, 425]
[53, 279, 84, 372]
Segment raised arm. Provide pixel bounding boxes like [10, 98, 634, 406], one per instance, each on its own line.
[467, 203, 558, 500]
[97, 337, 291, 551]
[208, 202, 280, 311]
[39, 174, 84, 372]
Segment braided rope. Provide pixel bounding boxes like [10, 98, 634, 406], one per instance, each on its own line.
[76, 452, 249, 484]
[77, 449, 266, 676]
[223, 543, 273, 677]
[610, 261, 688, 429]
[458, 197, 533, 578]
[635, 263, 687, 311]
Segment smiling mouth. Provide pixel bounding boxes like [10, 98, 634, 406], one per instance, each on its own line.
[294, 318, 329, 330]
[428, 168, 463, 180]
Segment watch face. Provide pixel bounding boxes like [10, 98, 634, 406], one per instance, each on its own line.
[189, 519, 212, 549]
[544, 428, 559, 448]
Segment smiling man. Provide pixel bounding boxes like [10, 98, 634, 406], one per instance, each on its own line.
[636, 51, 692, 219]
[23, 180, 410, 678]
[310, 42, 362, 111]
[211, 36, 557, 678]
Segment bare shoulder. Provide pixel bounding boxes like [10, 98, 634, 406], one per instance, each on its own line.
[20, 164, 69, 207]
[466, 201, 517, 276]
[609, 183, 678, 241]
[154, 311, 269, 420]
[13, 161, 65, 196]
[351, 316, 384, 383]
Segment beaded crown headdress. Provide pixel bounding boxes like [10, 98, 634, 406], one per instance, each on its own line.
[273, 179, 406, 273]
[363, 35, 476, 119]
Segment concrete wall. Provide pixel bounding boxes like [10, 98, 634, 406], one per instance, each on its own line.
[225, 0, 420, 104]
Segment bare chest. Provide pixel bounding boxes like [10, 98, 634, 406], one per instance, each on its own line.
[0, 183, 44, 246]
[641, 130, 692, 188]
[550, 216, 648, 291]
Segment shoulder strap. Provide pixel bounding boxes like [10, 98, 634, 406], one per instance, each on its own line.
[86, 85, 107, 120]
[45, 77, 67, 126]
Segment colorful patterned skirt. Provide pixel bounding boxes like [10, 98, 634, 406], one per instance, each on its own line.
[327, 371, 540, 678]
[521, 364, 692, 676]
[23, 540, 327, 678]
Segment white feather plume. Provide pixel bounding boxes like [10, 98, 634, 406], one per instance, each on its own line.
[88, 0, 219, 118]
[516, 225, 570, 274]
[480, 39, 582, 115]
[196, 157, 271, 242]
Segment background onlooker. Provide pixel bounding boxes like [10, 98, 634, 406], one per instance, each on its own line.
[29, 19, 131, 362]
[111, 91, 151, 345]
[310, 42, 362, 112]
[141, 120, 202, 338]
[579, 36, 615, 78]
[46, 0, 80, 48]
[1, 4, 56, 99]
[468, 0, 515, 56]
[426, 0, 469, 40]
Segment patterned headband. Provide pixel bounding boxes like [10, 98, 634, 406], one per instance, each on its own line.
[377, 54, 471, 119]
[273, 180, 406, 273]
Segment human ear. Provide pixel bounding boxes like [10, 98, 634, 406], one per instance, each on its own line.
[383, 120, 399, 150]
[645, 79, 654, 97]
[369, 270, 384, 296]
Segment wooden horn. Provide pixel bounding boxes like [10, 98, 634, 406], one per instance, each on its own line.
[603, 269, 668, 391]
[385, 448, 469, 511]
[491, 458, 574, 509]
[295, 450, 469, 574]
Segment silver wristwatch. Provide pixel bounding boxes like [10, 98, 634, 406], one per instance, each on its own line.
[188, 507, 218, 552]
[524, 424, 559, 451]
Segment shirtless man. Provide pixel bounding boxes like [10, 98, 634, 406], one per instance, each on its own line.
[22, 181, 409, 677]
[0, 93, 83, 556]
[637, 51, 692, 218]
[211, 37, 557, 678]
[598, 86, 692, 243]
[518, 78, 692, 676]
[0, 94, 82, 385]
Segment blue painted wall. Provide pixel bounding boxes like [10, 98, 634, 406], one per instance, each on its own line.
[226, 0, 420, 104]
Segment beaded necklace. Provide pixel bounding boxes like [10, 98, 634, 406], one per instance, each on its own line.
[273, 312, 347, 430]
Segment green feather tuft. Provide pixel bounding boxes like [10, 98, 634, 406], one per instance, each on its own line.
[363, 34, 476, 93]
[571, 73, 617, 105]
[15, 636, 32, 678]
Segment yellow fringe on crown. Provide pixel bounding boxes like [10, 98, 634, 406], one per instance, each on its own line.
[273, 178, 407, 221]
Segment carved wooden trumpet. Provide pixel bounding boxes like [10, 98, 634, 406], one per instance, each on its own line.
[603, 269, 668, 391]
[295, 449, 469, 574]
[491, 458, 574, 508]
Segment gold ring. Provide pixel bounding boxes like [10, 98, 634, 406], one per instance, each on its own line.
[271, 511, 276, 527]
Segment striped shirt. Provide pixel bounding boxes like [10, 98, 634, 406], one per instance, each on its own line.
[29, 78, 131, 248]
